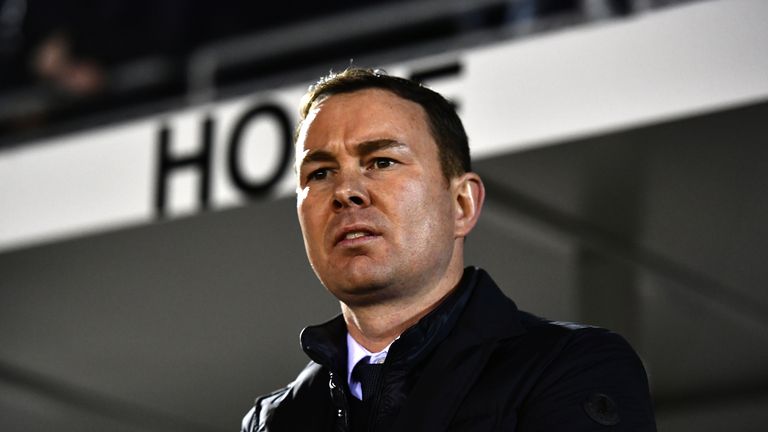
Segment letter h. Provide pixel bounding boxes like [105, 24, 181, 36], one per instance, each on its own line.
[154, 117, 214, 218]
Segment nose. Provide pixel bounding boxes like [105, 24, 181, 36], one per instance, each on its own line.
[332, 171, 370, 210]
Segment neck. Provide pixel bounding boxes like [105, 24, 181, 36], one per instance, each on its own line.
[341, 258, 465, 353]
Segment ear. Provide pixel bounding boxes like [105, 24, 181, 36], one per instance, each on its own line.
[451, 172, 485, 238]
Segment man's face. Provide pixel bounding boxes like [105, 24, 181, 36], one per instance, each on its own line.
[295, 89, 460, 305]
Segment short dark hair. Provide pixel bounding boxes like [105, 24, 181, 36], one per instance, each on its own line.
[298, 68, 471, 180]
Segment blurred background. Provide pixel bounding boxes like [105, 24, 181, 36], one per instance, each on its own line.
[1, 0, 767, 431]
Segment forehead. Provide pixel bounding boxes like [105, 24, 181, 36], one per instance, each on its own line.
[297, 88, 433, 151]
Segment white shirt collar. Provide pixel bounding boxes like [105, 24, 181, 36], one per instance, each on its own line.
[346, 333, 393, 400]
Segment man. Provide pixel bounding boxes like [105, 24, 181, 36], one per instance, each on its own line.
[242, 68, 656, 431]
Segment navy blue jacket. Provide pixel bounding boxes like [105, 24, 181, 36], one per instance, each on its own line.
[242, 267, 656, 431]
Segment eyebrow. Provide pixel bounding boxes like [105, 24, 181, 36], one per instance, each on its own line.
[299, 139, 407, 167]
[357, 139, 407, 157]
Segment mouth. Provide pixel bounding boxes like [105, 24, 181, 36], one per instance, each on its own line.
[335, 226, 380, 246]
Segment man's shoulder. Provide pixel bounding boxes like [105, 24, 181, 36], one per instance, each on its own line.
[484, 311, 656, 430]
[463, 268, 645, 372]
[241, 361, 330, 432]
[464, 268, 644, 368]
[514, 310, 640, 358]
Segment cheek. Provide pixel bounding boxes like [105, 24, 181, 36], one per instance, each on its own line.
[396, 181, 452, 232]
[297, 203, 323, 249]
[394, 175, 433, 204]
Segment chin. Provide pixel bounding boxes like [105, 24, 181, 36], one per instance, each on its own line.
[324, 271, 396, 307]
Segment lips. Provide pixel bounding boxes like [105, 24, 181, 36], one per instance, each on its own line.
[334, 225, 380, 246]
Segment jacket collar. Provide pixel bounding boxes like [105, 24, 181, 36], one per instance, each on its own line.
[386, 266, 478, 369]
[300, 313, 348, 376]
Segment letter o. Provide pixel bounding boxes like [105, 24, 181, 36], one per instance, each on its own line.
[226, 103, 292, 199]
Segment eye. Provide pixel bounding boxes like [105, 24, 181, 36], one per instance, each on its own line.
[307, 168, 330, 182]
[371, 158, 396, 170]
